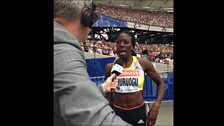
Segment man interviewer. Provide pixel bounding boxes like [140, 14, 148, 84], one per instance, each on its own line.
[54, 0, 131, 125]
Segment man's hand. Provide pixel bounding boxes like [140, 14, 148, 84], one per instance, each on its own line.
[101, 74, 118, 93]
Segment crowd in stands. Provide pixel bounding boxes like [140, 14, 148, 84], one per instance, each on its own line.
[81, 40, 173, 65]
[96, 5, 173, 28]
[86, 5, 173, 65]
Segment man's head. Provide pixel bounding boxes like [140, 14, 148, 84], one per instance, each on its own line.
[54, 0, 98, 42]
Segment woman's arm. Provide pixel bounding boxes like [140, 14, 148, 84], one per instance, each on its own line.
[139, 58, 165, 126]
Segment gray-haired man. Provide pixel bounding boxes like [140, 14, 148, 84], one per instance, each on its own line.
[54, 0, 132, 125]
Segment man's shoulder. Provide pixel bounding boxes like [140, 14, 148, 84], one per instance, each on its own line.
[54, 21, 80, 48]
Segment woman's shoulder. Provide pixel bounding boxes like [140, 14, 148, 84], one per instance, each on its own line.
[104, 62, 114, 78]
[137, 56, 151, 63]
[137, 57, 153, 71]
[105, 63, 113, 71]
[136, 57, 147, 64]
[105, 62, 113, 67]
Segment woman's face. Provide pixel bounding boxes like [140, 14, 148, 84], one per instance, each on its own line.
[116, 33, 132, 58]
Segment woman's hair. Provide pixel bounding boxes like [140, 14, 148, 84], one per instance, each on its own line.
[118, 31, 137, 56]
[54, 0, 93, 20]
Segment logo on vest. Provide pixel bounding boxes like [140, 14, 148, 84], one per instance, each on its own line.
[138, 119, 144, 124]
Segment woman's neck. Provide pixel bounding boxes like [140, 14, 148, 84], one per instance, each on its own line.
[121, 56, 133, 68]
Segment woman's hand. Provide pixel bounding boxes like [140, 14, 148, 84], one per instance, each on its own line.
[147, 103, 160, 126]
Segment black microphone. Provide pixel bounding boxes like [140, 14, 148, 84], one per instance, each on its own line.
[111, 58, 123, 78]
